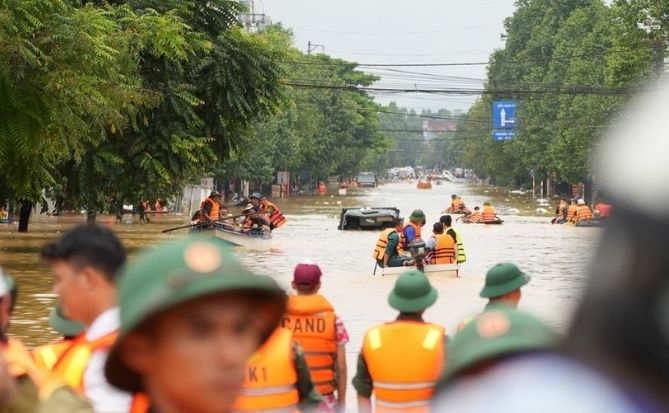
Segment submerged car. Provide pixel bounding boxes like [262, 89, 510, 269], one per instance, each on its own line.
[338, 207, 400, 230]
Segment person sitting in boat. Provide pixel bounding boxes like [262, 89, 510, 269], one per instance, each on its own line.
[217, 202, 236, 231]
[593, 199, 612, 219]
[466, 206, 482, 222]
[403, 209, 425, 248]
[444, 194, 471, 214]
[239, 203, 270, 234]
[372, 218, 415, 268]
[481, 202, 497, 222]
[575, 199, 593, 223]
[249, 192, 263, 212]
[198, 190, 221, 227]
[425, 222, 456, 265]
[566, 198, 578, 223]
[259, 195, 287, 230]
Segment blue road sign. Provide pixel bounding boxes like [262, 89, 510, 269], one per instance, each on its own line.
[492, 101, 516, 129]
[493, 130, 516, 141]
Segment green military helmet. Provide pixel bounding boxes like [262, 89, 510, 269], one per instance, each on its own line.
[440, 309, 558, 383]
[105, 235, 287, 393]
[49, 305, 85, 337]
[250, 192, 262, 199]
[479, 262, 530, 298]
[409, 209, 426, 222]
[388, 269, 438, 313]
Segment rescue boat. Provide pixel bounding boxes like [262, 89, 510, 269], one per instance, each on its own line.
[416, 181, 432, 189]
[213, 224, 274, 250]
[380, 263, 459, 278]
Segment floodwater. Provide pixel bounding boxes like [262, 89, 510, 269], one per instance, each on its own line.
[0, 180, 600, 408]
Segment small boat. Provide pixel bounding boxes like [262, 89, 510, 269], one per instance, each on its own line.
[574, 219, 605, 228]
[457, 216, 504, 225]
[416, 181, 432, 189]
[338, 207, 400, 230]
[381, 263, 459, 278]
[213, 224, 274, 249]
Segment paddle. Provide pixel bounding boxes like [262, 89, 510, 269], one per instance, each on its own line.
[161, 214, 245, 233]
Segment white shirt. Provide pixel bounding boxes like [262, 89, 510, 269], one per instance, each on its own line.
[83, 307, 132, 413]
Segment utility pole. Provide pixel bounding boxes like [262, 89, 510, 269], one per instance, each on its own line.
[307, 41, 324, 55]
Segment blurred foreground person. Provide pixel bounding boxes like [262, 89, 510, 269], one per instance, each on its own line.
[41, 224, 132, 412]
[432, 77, 669, 412]
[281, 262, 348, 412]
[32, 305, 85, 371]
[353, 270, 445, 413]
[104, 235, 288, 413]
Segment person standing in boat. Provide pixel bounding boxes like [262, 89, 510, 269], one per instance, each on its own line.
[372, 218, 414, 268]
[281, 261, 349, 413]
[353, 270, 446, 413]
[456, 262, 530, 331]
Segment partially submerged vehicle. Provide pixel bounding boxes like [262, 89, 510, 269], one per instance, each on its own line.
[338, 207, 400, 230]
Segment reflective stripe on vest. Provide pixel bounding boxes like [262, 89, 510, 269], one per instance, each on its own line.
[233, 328, 299, 412]
[372, 228, 397, 260]
[363, 322, 444, 412]
[282, 294, 337, 395]
[432, 233, 455, 264]
[51, 331, 118, 392]
[33, 340, 75, 371]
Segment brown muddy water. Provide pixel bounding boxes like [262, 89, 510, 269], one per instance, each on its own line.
[0, 180, 600, 409]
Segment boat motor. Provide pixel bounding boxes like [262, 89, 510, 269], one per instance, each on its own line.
[408, 239, 426, 260]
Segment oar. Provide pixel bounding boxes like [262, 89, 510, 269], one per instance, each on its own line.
[161, 214, 245, 233]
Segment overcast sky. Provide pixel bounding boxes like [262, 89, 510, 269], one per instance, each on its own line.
[258, 0, 517, 112]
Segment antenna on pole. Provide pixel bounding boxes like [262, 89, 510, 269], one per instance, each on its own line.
[307, 41, 324, 55]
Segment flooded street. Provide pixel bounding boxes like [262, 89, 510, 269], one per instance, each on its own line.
[0, 180, 600, 409]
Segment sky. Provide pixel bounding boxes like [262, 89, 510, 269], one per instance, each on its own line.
[257, 0, 517, 112]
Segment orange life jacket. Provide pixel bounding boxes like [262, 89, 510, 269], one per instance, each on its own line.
[33, 339, 77, 371]
[233, 328, 299, 413]
[262, 201, 287, 229]
[430, 233, 455, 264]
[451, 198, 464, 212]
[5, 338, 43, 384]
[567, 204, 578, 222]
[404, 222, 422, 243]
[481, 205, 496, 221]
[282, 294, 337, 395]
[199, 197, 220, 222]
[129, 393, 151, 413]
[372, 228, 397, 260]
[576, 205, 593, 222]
[468, 211, 482, 222]
[362, 322, 445, 413]
[51, 331, 118, 392]
[594, 203, 612, 218]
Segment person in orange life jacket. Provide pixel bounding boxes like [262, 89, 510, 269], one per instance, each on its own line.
[352, 270, 446, 413]
[566, 198, 578, 223]
[233, 326, 322, 413]
[200, 191, 222, 224]
[375, 218, 415, 268]
[456, 262, 530, 331]
[445, 194, 470, 214]
[0, 272, 94, 413]
[439, 215, 467, 264]
[593, 199, 612, 219]
[481, 202, 497, 222]
[260, 195, 287, 230]
[282, 262, 349, 413]
[249, 192, 263, 212]
[40, 224, 132, 413]
[403, 209, 425, 246]
[575, 199, 593, 222]
[103, 236, 288, 413]
[32, 305, 85, 371]
[239, 204, 270, 234]
[425, 223, 456, 265]
[467, 206, 482, 222]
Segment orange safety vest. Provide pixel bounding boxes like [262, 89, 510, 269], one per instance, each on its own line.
[51, 331, 118, 392]
[594, 203, 611, 218]
[233, 328, 299, 413]
[33, 339, 76, 371]
[430, 233, 455, 264]
[451, 198, 464, 212]
[362, 322, 445, 412]
[372, 228, 397, 260]
[262, 201, 287, 229]
[199, 197, 220, 221]
[404, 222, 422, 243]
[481, 205, 496, 222]
[576, 205, 593, 222]
[566, 204, 578, 222]
[282, 294, 337, 396]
